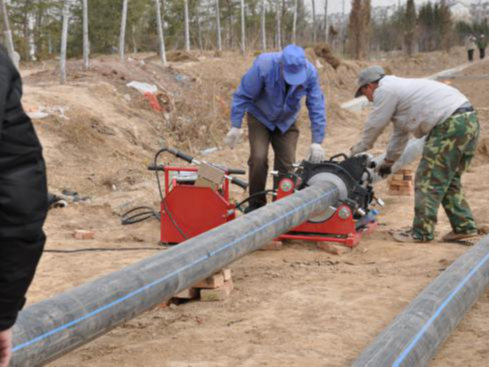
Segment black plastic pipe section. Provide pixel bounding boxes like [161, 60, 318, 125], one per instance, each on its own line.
[12, 181, 339, 366]
[353, 235, 489, 367]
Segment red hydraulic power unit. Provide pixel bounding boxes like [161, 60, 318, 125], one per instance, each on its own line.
[149, 148, 247, 245]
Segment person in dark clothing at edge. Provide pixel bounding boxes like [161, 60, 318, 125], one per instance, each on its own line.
[0, 46, 48, 367]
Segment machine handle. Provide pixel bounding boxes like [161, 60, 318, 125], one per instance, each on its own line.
[329, 153, 349, 162]
[147, 164, 165, 171]
[229, 176, 248, 190]
[167, 148, 194, 163]
[226, 168, 246, 175]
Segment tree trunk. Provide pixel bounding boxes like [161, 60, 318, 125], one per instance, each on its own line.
[120, 0, 129, 63]
[311, 0, 316, 44]
[292, 0, 298, 44]
[261, 0, 266, 51]
[155, 0, 167, 63]
[240, 0, 245, 55]
[324, 0, 329, 43]
[276, 0, 282, 50]
[82, 0, 90, 70]
[196, 6, 203, 50]
[60, 0, 70, 84]
[216, 0, 222, 51]
[0, 0, 18, 68]
[184, 0, 190, 51]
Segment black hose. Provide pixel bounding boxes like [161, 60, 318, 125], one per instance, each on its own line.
[235, 190, 275, 211]
[121, 206, 160, 225]
[154, 148, 188, 240]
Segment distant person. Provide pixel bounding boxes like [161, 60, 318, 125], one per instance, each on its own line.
[350, 66, 480, 244]
[478, 34, 487, 60]
[224, 44, 327, 213]
[0, 46, 48, 367]
[465, 35, 477, 62]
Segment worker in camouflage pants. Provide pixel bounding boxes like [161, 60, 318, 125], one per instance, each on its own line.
[413, 111, 480, 241]
[350, 66, 479, 243]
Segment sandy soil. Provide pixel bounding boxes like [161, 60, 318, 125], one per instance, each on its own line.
[18, 47, 489, 366]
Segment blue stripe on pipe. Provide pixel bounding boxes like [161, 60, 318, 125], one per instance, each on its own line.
[392, 248, 489, 367]
[13, 186, 337, 353]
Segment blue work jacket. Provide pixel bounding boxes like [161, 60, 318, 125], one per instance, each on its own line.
[230, 52, 327, 144]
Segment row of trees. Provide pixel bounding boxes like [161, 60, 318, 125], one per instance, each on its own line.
[0, 0, 334, 63]
[1, 0, 487, 72]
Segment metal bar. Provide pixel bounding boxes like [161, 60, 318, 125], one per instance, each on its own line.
[353, 235, 489, 367]
[12, 181, 339, 366]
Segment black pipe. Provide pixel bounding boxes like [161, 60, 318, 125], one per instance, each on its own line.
[353, 235, 489, 367]
[12, 181, 339, 366]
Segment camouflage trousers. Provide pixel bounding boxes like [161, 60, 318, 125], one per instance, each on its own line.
[412, 111, 480, 241]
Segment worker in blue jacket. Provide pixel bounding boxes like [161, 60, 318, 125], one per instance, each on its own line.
[224, 44, 327, 213]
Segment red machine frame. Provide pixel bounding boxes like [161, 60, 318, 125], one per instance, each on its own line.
[160, 166, 236, 244]
[275, 178, 378, 248]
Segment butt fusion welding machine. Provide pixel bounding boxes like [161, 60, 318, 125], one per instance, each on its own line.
[149, 148, 381, 247]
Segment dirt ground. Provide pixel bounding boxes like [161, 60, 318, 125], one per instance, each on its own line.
[19, 47, 489, 366]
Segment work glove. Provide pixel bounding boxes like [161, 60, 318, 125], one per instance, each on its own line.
[307, 143, 325, 163]
[350, 142, 367, 157]
[223, 127, 242, 149]
[375, 159, 394, 178]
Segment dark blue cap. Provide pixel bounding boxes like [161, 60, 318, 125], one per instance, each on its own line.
[282, 44, 307, 85]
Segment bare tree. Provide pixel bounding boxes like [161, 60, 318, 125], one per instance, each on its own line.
[155, 0, 167, 63]
[216, 0, 222, 51]
[261, 0, 266, 51]
[120, 0, 129, 63]
[311, 0, 316, 44]
[0, 0, 18, 68]
[240, 0, 245, 54]
[184, 0, 190, 51]
[324, 0, 329, 43]
[82, 0, 90, 70]
[276, 0, 282, 49]
[292, 0, 298, 44]
[60, 0, 70, 84]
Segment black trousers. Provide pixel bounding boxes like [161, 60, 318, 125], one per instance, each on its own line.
[247, 113, 299, 208]
[480, 48, 486, 60]
[468, 49, 474, 62]
[0, 113, 48, 331]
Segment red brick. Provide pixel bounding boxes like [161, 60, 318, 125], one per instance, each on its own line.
[193, 273, 225, 289]
[74, 229, 95, 240]
[200, 280, 234, 302]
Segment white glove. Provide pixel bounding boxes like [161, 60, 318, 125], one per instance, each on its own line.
[350, 143, 367, 157]
[307, 143, 325, 163]
[223, 127, 242, 149]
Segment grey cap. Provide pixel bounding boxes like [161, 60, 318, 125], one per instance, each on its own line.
[355, 65, 385, 98]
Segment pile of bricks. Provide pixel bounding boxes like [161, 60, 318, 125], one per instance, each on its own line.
[388, 169, 414, 196]
[173, 268, 234, 302]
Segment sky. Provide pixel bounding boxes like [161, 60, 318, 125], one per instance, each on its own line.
[312, 0, 479, 15]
